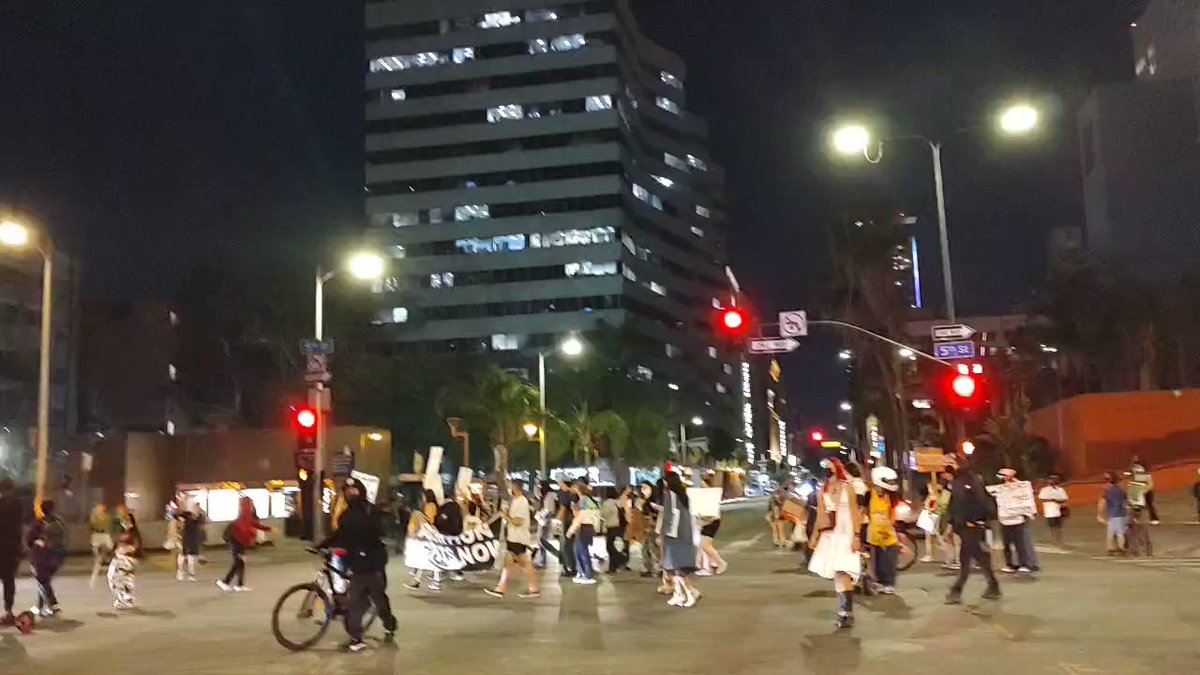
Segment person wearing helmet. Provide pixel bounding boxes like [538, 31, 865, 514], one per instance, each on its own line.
[320, 478, 397, 652]
[866, 467, 901, 594]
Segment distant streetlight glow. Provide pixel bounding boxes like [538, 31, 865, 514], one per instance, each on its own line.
[366, 432, 384, 441]
[668, 382, 680, 391]
[897, 347, 915, 359]
[559, 335, 584, 357]
[961, 440, 976, 456]
[838, 350, 853, 361]
[348, 251, 385, 280]
[522, 422, 539, 439]
[690, 416, 704, 426]
[839, 401, 853, 412]
[999, 103, 1039, 135]
[0, 221, 30, 248]
[836, 424, 848, 431]
[832, 124, 870, 155]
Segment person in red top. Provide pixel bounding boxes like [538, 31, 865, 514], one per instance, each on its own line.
[216, 496, 270, 592]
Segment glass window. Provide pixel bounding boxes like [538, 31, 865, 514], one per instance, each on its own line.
[452, 47, 475, 64]
[665, 343, 681, 358]
[565, 261, 617, 277]
[527, 38, 549, 55]
[491, 334, 520, 351]
[369, 52, 444, 72]
[690, 226, 704, 238]
[455, 234, 527, 254]
[632, 184, 663, 210]
[526, 102, 561, 118]
[660, 71, 683, 89]
[635, 365, 654, 382]
[455, 204, 490, 221]
[712, 297, 721, 309]
[648, 281, 667, 296]
[696, 205, 712, 218]
[621, 233, 637, 254]
[622, 264, 637, 281]
[550, 34, 586, 51]
[487, 103, 524, 123]
[531, 226, 615, 248]
[723, 363, 733, 375]
[715, 382, 728, 394]
[651, 175, 674, 189]
[707, 346, 718, 358]
[664, 153, 688, 171]
[525, 9, 558, 22]
[656, 96, 681, 115]
[168, 364, 178, 381]
[429, 272, 455, 289]
[479, 11, 521, 28]
[585, 95, 613, 111]
[391, 307, 409, 323]
[686, 154, 708, 171]
[389, 88, 407, 102]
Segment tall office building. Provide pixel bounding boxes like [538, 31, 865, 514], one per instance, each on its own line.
[1078, 1, 1200, 281]
[362, 1, 738, 421]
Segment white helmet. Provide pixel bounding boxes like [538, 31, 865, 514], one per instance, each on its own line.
[871, 466, 899, 491]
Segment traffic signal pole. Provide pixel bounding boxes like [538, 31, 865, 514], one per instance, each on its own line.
[312, 267, 333, 543]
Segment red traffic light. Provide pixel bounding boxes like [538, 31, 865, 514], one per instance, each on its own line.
[295, 407, 317, 429]
[951, 374, 977, 399]
[810, 430, 825, 443]
[722, 308, 745, 331]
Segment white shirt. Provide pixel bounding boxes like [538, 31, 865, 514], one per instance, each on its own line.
[1038, 485, 1068, 518]
[506, 495, 532, 546]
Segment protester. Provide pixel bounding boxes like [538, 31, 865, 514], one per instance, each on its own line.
[393, 495, 410, 555]
[1193, 468, 1200, 524]
[767, 487, 789, 547]
[660, 471, 701, 607]
[866, 467, 901, 594]
[992, 468, 1037, 573]
[1038, 474, 1069, 548]
[0, 478, 22, 626]
[464, 500, 484, 532]
[568, 479, 600, 584]
[808, 459, 861, 627]
[533, 480, 558, 569]
[405, 489, 444, 592]
[636, 481, 662, 578]
[484, 480, 540, 599]
[696, 475, 727, 576]
[556, 478, 579, 578]
[320, 477, 397, 652]
[1098, 471, 1128, 556]
[935, 468, 960, 569]
[216, 495, 269, 592]
[26, 500, 66, 617]
[1130, 458, 1159, 524]
[178, 501, 206, 581]
[602, 488, 629, 573]
[87, 503, 114, 588]
[945, 463, 1001, 604]
[108, 532, 139, 610]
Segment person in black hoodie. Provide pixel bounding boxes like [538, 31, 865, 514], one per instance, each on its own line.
[945, 463, 1001, 604]
[0, 478, 24, 626]
[321, 478, 397, 653]
[26, 500, 67, 617]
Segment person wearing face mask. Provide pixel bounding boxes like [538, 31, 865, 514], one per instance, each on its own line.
[636, 481, 662, 578]
[320, 477, 397, 652]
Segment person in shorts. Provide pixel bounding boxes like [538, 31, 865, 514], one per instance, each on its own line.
[484, 480, 540, 599]
[1038, 474, 1069, 547]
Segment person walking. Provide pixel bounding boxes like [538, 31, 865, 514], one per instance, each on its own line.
[484, 480, 540, 599]
[636, 481, 662, 578]
[405, 489, 445, 592]
[533, 481, 558, 569]
[1038, 474, 1069, 548]
[568, 479, 599, 584]
[0, 478, 23, 627]
[935, 468, 960, 569]
[87, 503, 114, 588]
[26, 500, 66, 617]
[866, 467, 901, 594]
[992, 468, 1037, 573]
[696, 475, 727, 577]
[1130, 462, 1159, 525]
[555, 478, 579, 578]
[767, 488, 789, 547]
[660, 471, 701, 607]
[602, 488, 629, 573]
[321, 478, 397, 652]
[1192, 468, 1200, 524]
[216, 495, 269, 592]
[808, 459, 862, 628]
[178, 502, 206, 581]
[107, 532, 139, 610]
[945, 464, 1001, 605]
[1098, 472, 1128, 555]
[393, 495, 410, 555]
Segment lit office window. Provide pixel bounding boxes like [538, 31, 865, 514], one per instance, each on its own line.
[586, 95, 613, 111]
[723, 363, 733, 374]
[632, 184, 663, 210]
[487, 104, 524, 123]
[635, 365, 654, 381]
[429, 272, 455, 289]
[527, 38, 549, 55]
[715, 382, 728, 394]
[390, 245, 406, 259]
[648, 281, 667, 296]
[664, 153, 688, 171]
[687, 154, 708, 171]
[168, 364, 178, 381]
[707, 346, 718, 359]
[491, 334, 520, 351]
[479, 11, 521, 28]
[656, 96, 681, 115]
[564, 261, 618, 277]
[374, 212, 418, 228]
[454, 204, 490, 221]
[690, 226, 704, 238]
[531, 226, 615, 248]
[696, 205, 712, 218]
[452, 47, 475, 64]
[525, 9, 558, 22]
[660, 71, 683, 89]
[711, 297, 721, 309]
[455, 234, 526, 254]
[369, 52, 444, 72]
[389, 88, 407, 101]
[652, 175, 674, 189]
[550, 34, 586, 51]
[665, 344, 681, 358]
[622, 264, 637, 281]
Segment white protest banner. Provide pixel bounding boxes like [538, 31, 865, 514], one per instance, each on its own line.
[350, 470, 380, 503]
[986, 481, 1036, 523]
[455, 466, 474, 500]
[403, 524, 499, 572]
[424, 446, 445, 504]
[687, 487, 723, 519]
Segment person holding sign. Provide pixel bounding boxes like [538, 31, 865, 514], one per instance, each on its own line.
[484, 480, 540, 599]
[990, 469, 1038, 573]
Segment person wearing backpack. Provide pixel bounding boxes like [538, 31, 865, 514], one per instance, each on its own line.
[26, 500, 67, 617]
[567, 479, 600, 584]
[216, 496, 269, 592]
[945, 464, 1001, 604]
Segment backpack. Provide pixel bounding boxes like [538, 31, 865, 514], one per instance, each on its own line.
[436, 500, 463, 535]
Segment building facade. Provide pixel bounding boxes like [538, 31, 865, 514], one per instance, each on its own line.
[362, 0, 739, 427]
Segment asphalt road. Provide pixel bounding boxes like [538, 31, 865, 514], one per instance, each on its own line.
[3, 500, 1199, 675]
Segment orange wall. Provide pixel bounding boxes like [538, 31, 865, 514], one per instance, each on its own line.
[1029, 390, 1200, 478]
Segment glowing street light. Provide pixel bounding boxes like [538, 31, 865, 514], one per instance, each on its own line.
[347, 251, 386, 280]
[998, 103, 1039, 135]
[537, 334, 587, 477]
[559, 335, 585, 357]
[522, 422, 539, 439]
[897, 347, 915, 359]
[838, 349, 853, 361]
[690, 416, 704, 426]
[839, 401, 853, 412]
[961, 440, 976, 456]
[0, 220, 31, 247]
[832, 124, 871, 155]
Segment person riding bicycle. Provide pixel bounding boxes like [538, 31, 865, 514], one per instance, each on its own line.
[319, 477, 397, 652]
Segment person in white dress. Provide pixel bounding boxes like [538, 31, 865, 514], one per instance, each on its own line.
[807, 458, 863, 628]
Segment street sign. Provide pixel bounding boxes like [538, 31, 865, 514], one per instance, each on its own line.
[300, 339, 335, 355]
[931, 324, 976, 341]
[933, 340, 977, 360]
[304, 353, 331, 384]
[778, 310, 808, 337]
[330, 449, 355, 478]
[749, 337, 801, 354]
[304, 371, 332, 384]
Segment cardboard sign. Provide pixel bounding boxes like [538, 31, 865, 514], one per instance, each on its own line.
[986, 481, 1036, 523]
[687, 487, 722, 519]
[423, 446, 445, 504]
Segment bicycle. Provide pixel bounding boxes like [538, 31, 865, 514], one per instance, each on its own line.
[271, 547, 378, 651]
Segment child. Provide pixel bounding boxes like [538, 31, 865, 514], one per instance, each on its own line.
[108, 533, 138, 610]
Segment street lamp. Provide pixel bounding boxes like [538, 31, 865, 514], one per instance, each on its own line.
[839, 401, 853, 412]
[838, 349, 853, 361]
[831, 101, 1041, 322]
[522, 422, 539, 440]
[0, 220, 53, 515]
[690, 416, 704, 426]
[311, 250, 384, 541]
[897, 347, 915, 359]
[537, 335, 586, 478]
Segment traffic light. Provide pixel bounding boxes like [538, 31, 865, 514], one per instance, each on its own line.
[293, 406, 317, 450]
[943, 363, 987, 414]
[722, 308, 745, 331]
[810, 430, 825, 443]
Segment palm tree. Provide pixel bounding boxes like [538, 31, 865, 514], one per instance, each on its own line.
[563, 403, 629, 465]
[436, 365, 540, 476]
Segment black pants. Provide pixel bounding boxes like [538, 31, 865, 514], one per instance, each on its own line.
[1, 557, 16, 614]
[346, 570, 396, 642]
[950, 526, 998, 594]
[1145, 491, 1159, 522]
[32, 558, 60, 610]
[559, 530, 577, 575]
[222, 541, 246, 586]
[605, 526, 628, 571]
[871, 544, 899, 587]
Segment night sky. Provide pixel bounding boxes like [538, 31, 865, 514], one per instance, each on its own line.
[1, 0, 1146, 428]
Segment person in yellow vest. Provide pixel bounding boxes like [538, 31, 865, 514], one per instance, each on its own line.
[866, 466, 901, 594]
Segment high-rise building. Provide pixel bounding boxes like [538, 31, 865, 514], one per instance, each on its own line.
[1078, 2, 1200, 281]
[362, 1, 738, 421]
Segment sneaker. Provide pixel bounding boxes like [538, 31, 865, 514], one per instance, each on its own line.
[518, 590, 541, 599]
[1151, 520, 1161, 525]
[982, 586, 1002, 600]
[1017, 566, 1032, 574]
[233, 586, 251, 592]
[944, 592, 962, 605]
[999, 566, 1016, 574]
[483, 588, 505, 599]
[879, 586, 896, 595]
[343, 641, 369, 653]
[667, 594, 684, 607]
[215, 580, 232, 592]
[919, 556, 934, 563]
[716, 561, 729, 575]
[576, 577, 597, 585]
[403, 582, 421, 591]
[695, 569, 714, 577]
[176, 572, 184, 582]
[449, 572, 465, 581]
[427, 583, 442, 592]
[186, 575, 197, 582]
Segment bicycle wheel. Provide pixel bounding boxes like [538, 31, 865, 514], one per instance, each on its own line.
[896, 532, 917, 571]
[272, 583, 332, 651]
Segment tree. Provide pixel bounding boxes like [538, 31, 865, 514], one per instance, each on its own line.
[976, 396, 1052, 478]
[562, 403, 629, 465]
[436, 365, 540, 475]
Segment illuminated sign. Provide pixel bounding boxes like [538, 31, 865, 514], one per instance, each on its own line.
[741, 361, 754, 464]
